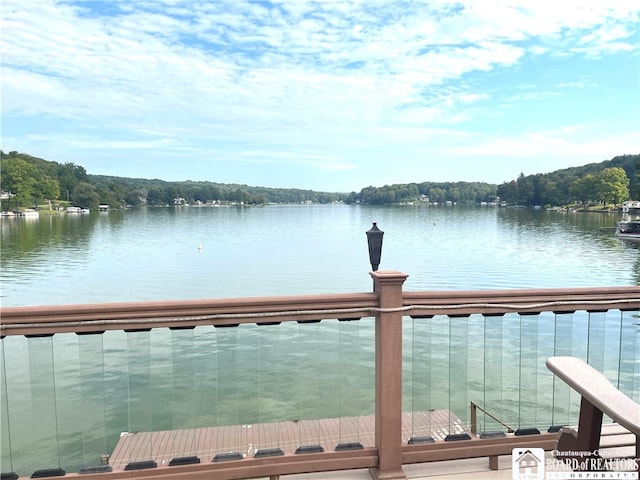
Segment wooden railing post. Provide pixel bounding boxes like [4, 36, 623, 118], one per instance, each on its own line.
[370, 270, 408, 480]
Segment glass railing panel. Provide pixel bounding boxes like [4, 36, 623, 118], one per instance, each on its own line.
[517, 313, 538, 431]
[406, 316, 433, 443]
[296, 320, 324, 449]
[169, 327, 196, 461]
[587, 311, 606, 373]
[357, 317, 375, 447]
[447, 315, 469, 439]
[601, 310, 623, 385]
[2, 336, 33, 476]
[125, 330, 153, 464]
[536, 311, 556, 429]
[256, 322, 282, 453]
[402, 315, 414, 415]
[214, 324, 244, 457]
[29, 335, 64, 473]
[47, 334, 82, 472]
[192, 325, 218, 460]
[337, 318, 362, 447]
[466, 314, 484, 432]
[77, 332, 108, 469]
[102, 329, 129, 467]
[481, 314, 505, 435]
[551, 312, 574, 429]
[319, 318, 341, 448]
[149, 329, 172, 435]
[1, 338, 15, 475]
[429, 315, 451, 439]
[583, 310, 614, 424]
[277, 321, 301, 427]
[570, 311, 589, 363]
[618, 310, 640, 403]
[500, 312, 521, 429]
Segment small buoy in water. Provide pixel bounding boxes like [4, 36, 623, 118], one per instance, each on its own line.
[198, 242, 203, 252]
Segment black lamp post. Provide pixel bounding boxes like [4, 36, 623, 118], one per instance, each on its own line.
[366, 222, 384, 271]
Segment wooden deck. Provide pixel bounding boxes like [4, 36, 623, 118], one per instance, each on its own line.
[560, 422, 638, 460]
[109, 410, 469, 470]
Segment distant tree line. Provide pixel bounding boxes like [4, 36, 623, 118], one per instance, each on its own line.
[0, 151, 347, 209]
[495, 155, 639, 207]
[348, 154, 639, 207]
[349, 181, 498, 205]
[89, 174, 346, 207]
[1, 150, 638, 210]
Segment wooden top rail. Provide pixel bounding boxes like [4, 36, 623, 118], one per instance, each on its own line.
[2, 285, 640, 337]
[404, 286, 640, 316]
[546, 356, 640, 436]
[0, 292, 378, 336]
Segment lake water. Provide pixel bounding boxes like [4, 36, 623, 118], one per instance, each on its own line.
[1, 204, 637, 306]
[1, 205, 639, 475]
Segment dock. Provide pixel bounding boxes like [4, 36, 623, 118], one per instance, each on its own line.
[109, 410, 470, 469]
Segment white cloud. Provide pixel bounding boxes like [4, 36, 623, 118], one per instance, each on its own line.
[1, 0, 639, 189]
[441, 127, 640, 160]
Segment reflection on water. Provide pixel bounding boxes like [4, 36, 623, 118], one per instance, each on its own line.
[1, 205, 639, 307]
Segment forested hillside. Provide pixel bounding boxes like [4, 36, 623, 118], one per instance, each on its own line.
[1, 150, 638, 210]
[355, 181, 497, 205]
[0, 150, 347, 209]
[350, 154, 639, 207]
[496, 154, 640, 206]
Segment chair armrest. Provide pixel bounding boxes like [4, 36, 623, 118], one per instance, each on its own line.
[546, 356, 640, 436]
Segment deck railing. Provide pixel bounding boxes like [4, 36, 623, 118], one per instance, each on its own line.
[1, 270, 639, 480]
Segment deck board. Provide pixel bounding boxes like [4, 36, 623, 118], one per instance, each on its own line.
[560, 422, 637, 461]
[109, 409, 470, 470]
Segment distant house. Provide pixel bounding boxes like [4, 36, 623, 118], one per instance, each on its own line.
[622, 200, 640, 213]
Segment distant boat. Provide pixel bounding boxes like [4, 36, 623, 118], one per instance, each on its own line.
[615, 220, 640, 239]
[66, 206, 81, 213]
[20, 209, 39, 217]
[81, 208, 90, 214]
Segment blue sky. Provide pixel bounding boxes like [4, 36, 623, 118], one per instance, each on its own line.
[2, 0, 639, 192]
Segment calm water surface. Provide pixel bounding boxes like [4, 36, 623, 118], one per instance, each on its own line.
[1, 205, 637, 306]
[1, 205, 639, 475]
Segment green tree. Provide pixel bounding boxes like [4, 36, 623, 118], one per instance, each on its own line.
[146, 187, 166, 205]
[570, 174, 598, 204]
[164, 185, 179, 205]
[596, 167, 629, 205]
[57, 162, 87, 200]
[497, 180, 517, 204]
[73, 182, 100, 210]
[95, 182, 124, 207]
[125, 189, 145, 206]
[232, 188, 249, 204]
[515, 173, 535, 206]
[35, 176, 61, 210]
[631, 172, 640, 200]
[0, 157, 37, 208]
